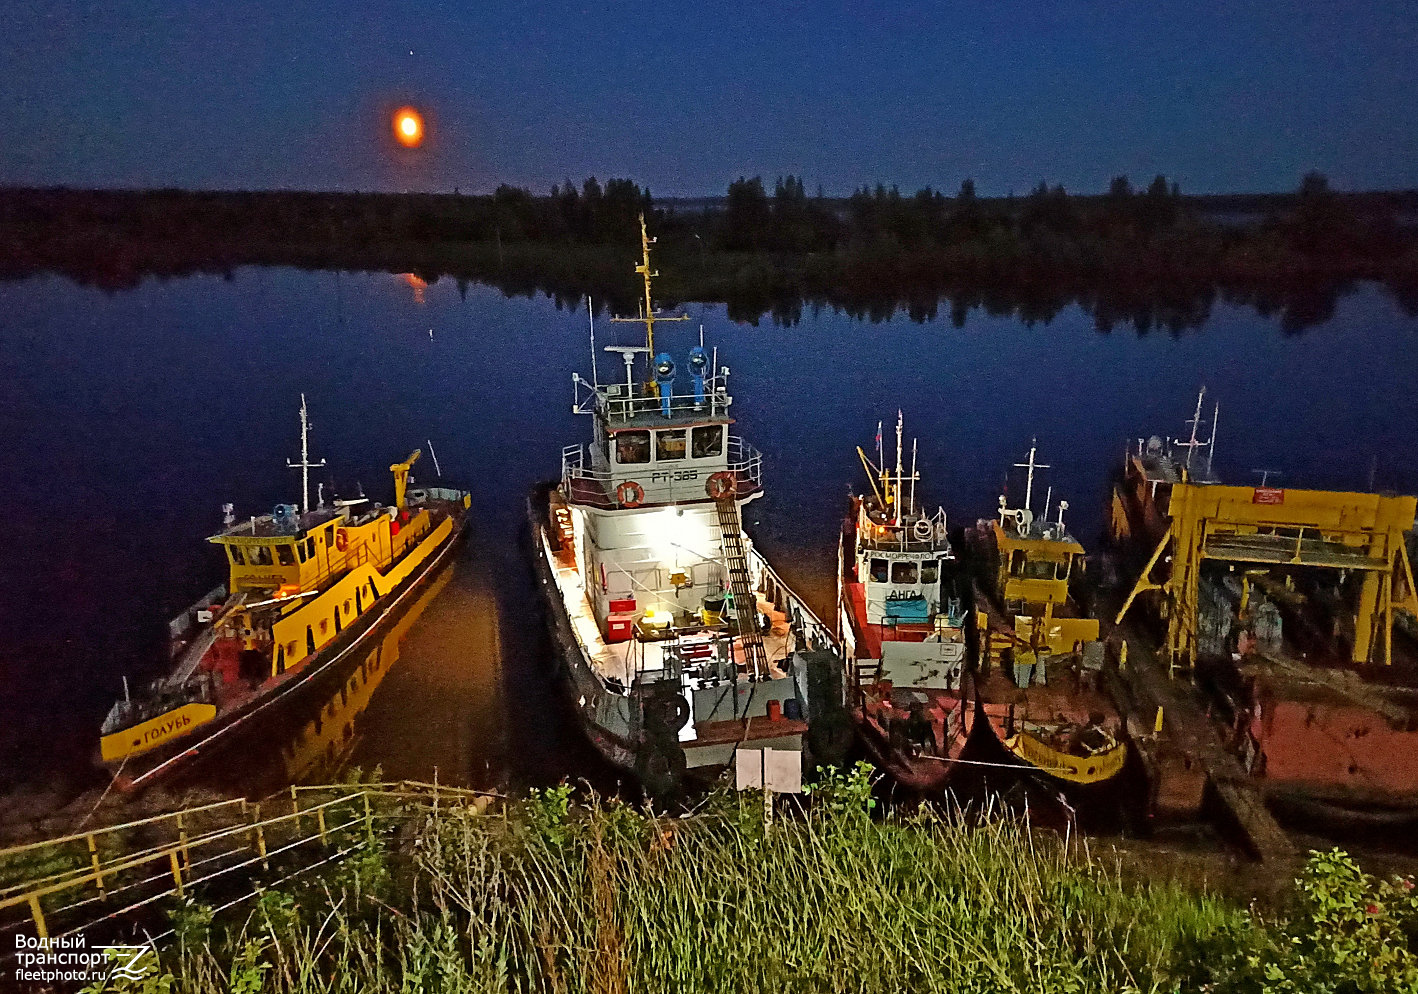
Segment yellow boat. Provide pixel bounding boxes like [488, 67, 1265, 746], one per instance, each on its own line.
[968, 439, 1127, 790]
[98, 396, 470, 788]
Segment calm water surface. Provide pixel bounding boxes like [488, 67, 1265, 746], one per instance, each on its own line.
[1, 270, 1415, 800]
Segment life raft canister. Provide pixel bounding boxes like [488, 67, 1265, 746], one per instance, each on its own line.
[335, 530, 349, 552]
[705, 471, 736, 500]
[617, 480, 645, 507]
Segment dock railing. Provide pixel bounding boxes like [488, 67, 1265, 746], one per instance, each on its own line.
[0, 780, 498, 952]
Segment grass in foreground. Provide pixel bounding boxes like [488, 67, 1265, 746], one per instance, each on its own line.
[88, 766, 1418, 993]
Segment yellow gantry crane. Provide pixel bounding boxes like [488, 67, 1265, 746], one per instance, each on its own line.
[1116, 483, 1418, 675]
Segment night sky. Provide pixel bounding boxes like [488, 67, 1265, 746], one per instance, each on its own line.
[4, 1, 1416, 196]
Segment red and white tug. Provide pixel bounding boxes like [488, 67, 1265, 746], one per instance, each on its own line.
[839, 414, 975, 792]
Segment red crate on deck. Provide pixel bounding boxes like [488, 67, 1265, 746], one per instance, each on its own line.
[609, 597, 637, 614]
[606, 613, 636, 644]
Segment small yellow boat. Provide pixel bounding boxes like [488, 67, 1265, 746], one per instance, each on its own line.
[98, 396, 470, 788]
[969, 439, 1127, 790]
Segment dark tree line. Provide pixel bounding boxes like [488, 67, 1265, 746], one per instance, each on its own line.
[1, 172, 1415, 331]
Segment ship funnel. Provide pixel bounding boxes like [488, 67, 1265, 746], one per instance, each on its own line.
[654, 352, 677, 418]
[687, 346, 708, 409]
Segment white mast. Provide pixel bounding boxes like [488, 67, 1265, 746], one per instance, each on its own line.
[1014, 437, 1049, 514]
[1208, 402, 1219, 474]
[1177, 385, 1207, 471]
[876, 420, 884, 498]
[909, 438, 918, 517]
[894, 411, 904, 524]
[286, 394, 326, 514]
[587, 296, 598, 387]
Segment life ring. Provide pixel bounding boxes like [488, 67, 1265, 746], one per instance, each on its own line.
[913, 518, 934, 541]
[705, 471, 736, 500]
[616, 480, 645, 507]
[335, 531, 348, 552]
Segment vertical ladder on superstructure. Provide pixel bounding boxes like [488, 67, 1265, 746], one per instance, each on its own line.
[715, 498, 770, 678]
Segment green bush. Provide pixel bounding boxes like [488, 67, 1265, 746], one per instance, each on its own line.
[1216, 849, 1418, 993]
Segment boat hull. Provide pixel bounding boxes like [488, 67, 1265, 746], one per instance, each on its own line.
[528, 483, 844, 794]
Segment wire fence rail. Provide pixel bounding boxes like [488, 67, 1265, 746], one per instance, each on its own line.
[0, 779, 497, 954]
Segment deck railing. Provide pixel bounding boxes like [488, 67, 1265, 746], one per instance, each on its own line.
[562, 436, 763, 507]
[593, 382, 733, 424]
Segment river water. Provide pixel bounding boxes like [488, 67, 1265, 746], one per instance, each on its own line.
[1, 269, 1415, 807]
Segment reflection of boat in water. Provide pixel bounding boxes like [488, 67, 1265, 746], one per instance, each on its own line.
[839, 414, 976, 792]
[279, 566, 453, 783]
[530, 216, 850, 800]
[967, 440, 1127, 790]
[98, 397, 470, 789]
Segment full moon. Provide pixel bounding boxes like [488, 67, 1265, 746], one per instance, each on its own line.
[393, 108, 424, 148]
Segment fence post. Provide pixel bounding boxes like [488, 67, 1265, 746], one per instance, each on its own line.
[291, 784, 301, 834]
[176, 812, 190, 875]
[363, 792, 373, 837]
[28, 893, 47, 940]
[86, 834, 105, 899]
[169, 850, 185, 897]
[253, 802, 268, 871]
[316, 807, 329, 848]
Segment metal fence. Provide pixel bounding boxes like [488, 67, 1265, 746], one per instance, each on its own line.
[0, 780, 497, 953]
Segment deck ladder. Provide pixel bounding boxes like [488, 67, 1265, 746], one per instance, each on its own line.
[715, 498, 770, 679]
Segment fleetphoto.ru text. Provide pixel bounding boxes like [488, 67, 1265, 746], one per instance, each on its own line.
[11, 933, 153, 986]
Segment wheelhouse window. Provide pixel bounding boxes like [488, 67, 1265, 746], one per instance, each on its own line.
[656, 429, 687, 461]
[1009, 549, 1026, 576]
[276, 544, 296, 566]
[921, 560, 940, 584]
[228, 545, 245, 566]
[615, 430, 651, 464]
[692, 425, 724, 459]
[1023, 558, 1058, 580]
[890, 560, 918, 584]
[869, 558, 888, 582]
[247, 545, 273, 566]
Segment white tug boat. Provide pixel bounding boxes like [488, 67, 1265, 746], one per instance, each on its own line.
[530, 216, 850, 798]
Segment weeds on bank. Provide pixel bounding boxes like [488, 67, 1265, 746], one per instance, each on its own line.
[79, 765, 1418, 993]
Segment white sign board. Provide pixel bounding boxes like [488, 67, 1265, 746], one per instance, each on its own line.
[734, 747, 803, 794]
